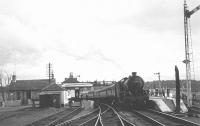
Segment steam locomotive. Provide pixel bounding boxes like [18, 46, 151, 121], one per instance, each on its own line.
[80, 72, 149, 107]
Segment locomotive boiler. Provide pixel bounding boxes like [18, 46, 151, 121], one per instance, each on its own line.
[80, 72, 149, 108]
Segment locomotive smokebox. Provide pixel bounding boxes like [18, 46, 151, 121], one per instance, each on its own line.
[123, 72, 144, 96]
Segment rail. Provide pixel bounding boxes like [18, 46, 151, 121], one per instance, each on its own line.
[148, 108, 199, 125]
[132, 108, 200, 126]
[132, 109, 165, 126]
[46, 107, 82, 126]
[56, 107, 100, 126]
[78, 106, 101, 126]
[25, 107, 80, 126]
[100, 103, 136, 126]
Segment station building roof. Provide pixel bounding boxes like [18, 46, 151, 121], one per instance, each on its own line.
[40, 83, 65, 95]
[9, 79, 56, 91]
[62, 78, 79, 83]
[62, 83, 93, 88]
[42, 83, 64, 91]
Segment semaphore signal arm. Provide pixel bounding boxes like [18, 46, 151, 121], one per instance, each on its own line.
[186, 4, 200, 18]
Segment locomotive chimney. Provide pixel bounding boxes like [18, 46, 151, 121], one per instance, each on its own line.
[132, 72, 137, 76]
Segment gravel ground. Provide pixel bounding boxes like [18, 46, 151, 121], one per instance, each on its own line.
[182, 101, 200, 124]
[120, 110, 200, 126]
[120, 111, 152, 126]
[0, 100, 93, 126]
[0, 107, 67, 126]
[0, 105, 31, 113]
[72, 110, 94, 119]
[69, 100, 95, 120]
[180, 115, 200, 125]
[71, 108, 95, 120]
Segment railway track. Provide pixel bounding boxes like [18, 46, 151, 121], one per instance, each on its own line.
[132, 108, 200, 126]
[100, 103, 136, 126]
[55, 103, 135, 126]
[69, 104, 111, 126]
[25, 107, 82, 126]
[56, 107, 100, 126]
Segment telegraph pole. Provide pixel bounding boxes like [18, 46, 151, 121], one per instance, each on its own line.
[183, 0, 200, 107]
[46, 63, 54, 84]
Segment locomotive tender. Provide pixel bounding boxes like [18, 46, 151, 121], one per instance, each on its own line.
[80, 72, 149, 107]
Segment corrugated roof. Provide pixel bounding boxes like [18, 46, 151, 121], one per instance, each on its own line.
[62, 78, 79, 83]
[9, 79, 55, 91]
[62, 83, 93, 88]
[42, 83, 64, 91]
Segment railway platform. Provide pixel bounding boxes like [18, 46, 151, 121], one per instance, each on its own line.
[148, 96, 188, 113]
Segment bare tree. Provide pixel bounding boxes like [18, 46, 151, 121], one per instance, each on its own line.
[0, 70, 5, 103]
[0, 70, 12, 104]
[3, 71, 12, 87]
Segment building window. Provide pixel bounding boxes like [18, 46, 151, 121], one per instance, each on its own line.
[27, 91, 31, 99]
[16, 92, 21, 100]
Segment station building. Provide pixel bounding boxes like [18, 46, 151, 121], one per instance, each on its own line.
[61, 73, 93, 105]
[8, 75, 56, 106]
[5, 73, 94, 107]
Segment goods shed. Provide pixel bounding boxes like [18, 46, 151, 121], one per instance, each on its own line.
[39, 83, 65, 108]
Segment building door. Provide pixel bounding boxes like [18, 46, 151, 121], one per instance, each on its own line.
[40, 94, 60, 108]
[75, 90, 80, 98]
[52, 94, 60, 108]
[40, 95, 51, 107]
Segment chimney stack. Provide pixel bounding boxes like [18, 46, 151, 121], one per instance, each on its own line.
[12, 75, 16, 83]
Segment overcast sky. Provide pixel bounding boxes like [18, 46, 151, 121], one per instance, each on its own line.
[0, 0, 200, 83]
